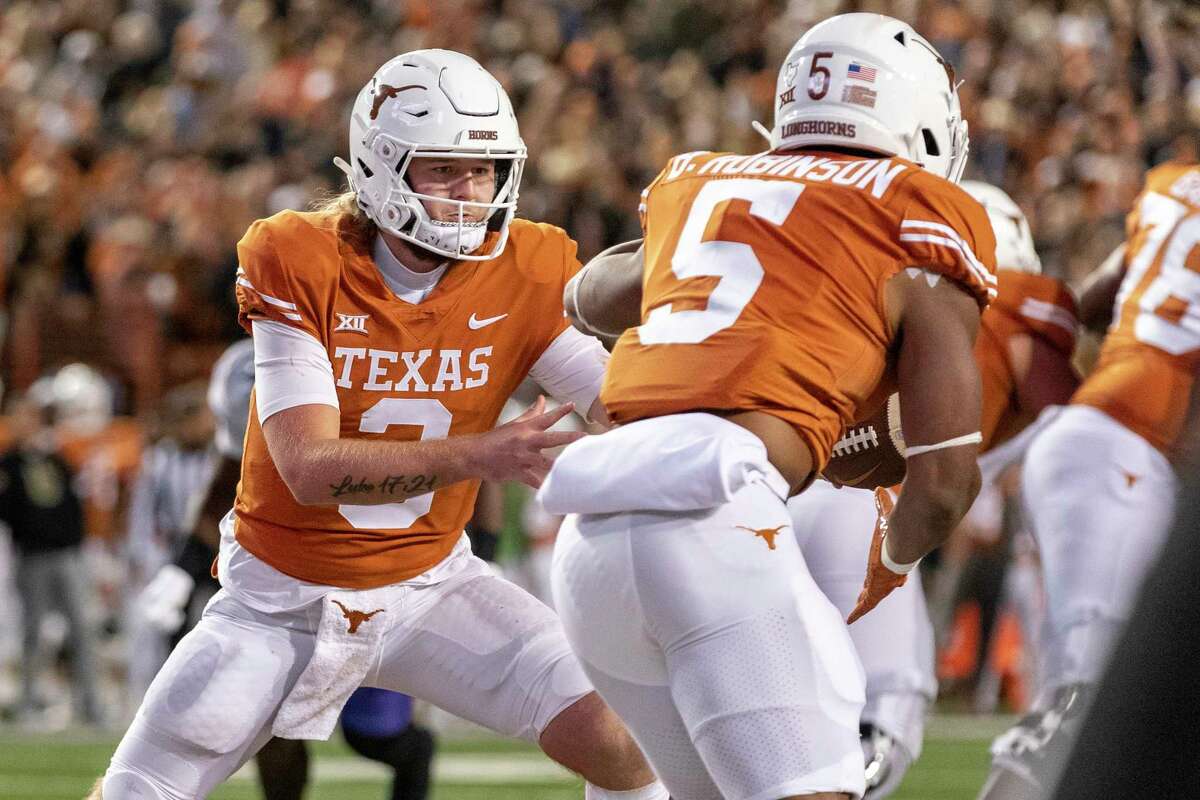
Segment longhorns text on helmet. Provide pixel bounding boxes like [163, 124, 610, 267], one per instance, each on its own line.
[770, 13, 969, 184]
[336, 50, 527, 262]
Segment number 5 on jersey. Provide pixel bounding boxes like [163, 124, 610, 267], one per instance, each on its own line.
[638, 179, 806, 345]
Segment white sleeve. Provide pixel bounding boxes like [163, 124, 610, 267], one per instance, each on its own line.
[251, 320, 339, 424]
[527, 326, 609, 420]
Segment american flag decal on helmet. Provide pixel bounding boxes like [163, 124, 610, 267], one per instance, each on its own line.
[847, 62, 877, 82]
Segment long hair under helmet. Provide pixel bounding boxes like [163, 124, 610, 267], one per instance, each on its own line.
[770, 13, 969, 183]
[335, 49, 527, 260]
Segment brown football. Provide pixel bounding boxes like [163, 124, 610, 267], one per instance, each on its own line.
[822, 394, 907, 489]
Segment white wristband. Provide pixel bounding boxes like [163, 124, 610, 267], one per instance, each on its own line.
[881, 536, 920, 575]
[904, 431, 982, 458]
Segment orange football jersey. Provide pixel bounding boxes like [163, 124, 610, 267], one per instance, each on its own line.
[602, 149, 997, 470]
[976, 270, 1078, 451]
[1073, 162, 1200, 455]
[234, 210, 578, 588]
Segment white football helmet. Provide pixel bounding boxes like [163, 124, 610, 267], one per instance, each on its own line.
[335, 49, 527, 261]
[207, 338, 255, 460]
[30, 363, 114, 435]
[961, 181, 1041, 274]
[771, 13, 968, 182]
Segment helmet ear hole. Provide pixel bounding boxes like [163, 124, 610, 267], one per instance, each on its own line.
[921, 129, 941, 157]
[494, 159, 512, 192]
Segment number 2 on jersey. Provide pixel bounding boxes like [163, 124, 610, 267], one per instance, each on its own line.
[638, 179, 805, 345]
[338, 398, 450, 530]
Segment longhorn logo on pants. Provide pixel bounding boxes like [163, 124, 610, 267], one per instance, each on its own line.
[332, 600, 385, 634]
[735, 525, 788, 551]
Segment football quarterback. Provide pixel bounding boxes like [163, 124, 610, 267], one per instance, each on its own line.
[90, 50, 663, 800]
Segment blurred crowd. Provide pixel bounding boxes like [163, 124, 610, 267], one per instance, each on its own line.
[0, 0, 1198, 725]
[3, 0, 1200, 414]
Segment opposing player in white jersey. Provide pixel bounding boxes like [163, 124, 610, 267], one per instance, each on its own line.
[89, 50, 666, 800]
[137, 340, 256, 638]
[792, 180, 1079, 799]
[979, 162, 1200, 799]
[542, 14, 996, 800]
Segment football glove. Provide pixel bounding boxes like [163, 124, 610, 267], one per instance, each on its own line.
[847, 488, 910, 624]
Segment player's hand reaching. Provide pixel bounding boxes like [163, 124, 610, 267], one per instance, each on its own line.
[847, 488, 909, 624]
[478, 396, 586, 488]
[136, 564, 196, 634]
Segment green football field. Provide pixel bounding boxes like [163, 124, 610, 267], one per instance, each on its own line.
[0, 714, 1006, 800]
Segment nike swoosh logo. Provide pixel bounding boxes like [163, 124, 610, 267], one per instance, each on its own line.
[468, 313, 508, 330]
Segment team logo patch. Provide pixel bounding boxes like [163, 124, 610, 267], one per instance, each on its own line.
[370, 83, 426, 120]
[735, 525, 787, 550]
[335, 313, 370, 335]
[332, 600, 385, 634]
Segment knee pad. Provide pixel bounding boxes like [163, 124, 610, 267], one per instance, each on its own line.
[102, 769, 183, 800]
[141, 618, 299, 754]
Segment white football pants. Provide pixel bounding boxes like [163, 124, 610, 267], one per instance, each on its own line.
[1022, 405, 1177, 699]
[549, 414, 866, 800]
[103, 539, 593, 799]
[789, 481, 936, 761]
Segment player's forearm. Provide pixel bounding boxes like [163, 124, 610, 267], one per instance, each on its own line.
[887, 454, 981, 563]
[279, 435, 483, 506]
[1077, 244, 1126, 333]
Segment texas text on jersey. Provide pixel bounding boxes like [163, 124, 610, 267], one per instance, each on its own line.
[235, 209, 579, 588]
[601, 148, 998, 471]
[1073, 161, 1200, 455]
